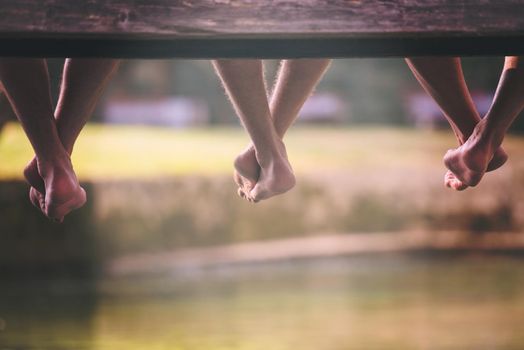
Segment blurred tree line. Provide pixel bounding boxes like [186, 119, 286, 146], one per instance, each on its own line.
[2, 57, 524, 131]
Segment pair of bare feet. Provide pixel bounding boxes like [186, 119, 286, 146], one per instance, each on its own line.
[213, 59, 331, 203]
[233, 140, 295, 203]
[0, 58, 119, 222]
[443, 120, 507, 191]
[442, 57, 524, 190]
[406, 56, 524, 191]
[23, 154, 86, 223]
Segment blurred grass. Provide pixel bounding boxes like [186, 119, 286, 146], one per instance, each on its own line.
[0, 122, 250, 179]
[4, 121, 521, 180]
[2, 122, 524, 256]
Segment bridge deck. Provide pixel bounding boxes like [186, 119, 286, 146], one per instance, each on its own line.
[1, 0, 524, 58]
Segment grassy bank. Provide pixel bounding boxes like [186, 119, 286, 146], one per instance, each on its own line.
[2, 122, 512, 179]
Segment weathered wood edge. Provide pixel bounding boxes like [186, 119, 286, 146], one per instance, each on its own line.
[2, 0, 524, 58]
[1, 36, 524, 58]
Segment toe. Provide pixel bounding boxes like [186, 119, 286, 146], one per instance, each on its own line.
[30, 187, 46, 213]
[444, 172, 453, 188]
[237, 188, 246, 198]
[233, 171, 244, 188]
[29, 188, 40, 209]
[451, 180, 468, 191]
[249, 185, 265, 203]
[444, 171, 468, 191]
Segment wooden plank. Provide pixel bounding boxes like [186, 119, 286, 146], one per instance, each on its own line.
[1, 0, 524, 58]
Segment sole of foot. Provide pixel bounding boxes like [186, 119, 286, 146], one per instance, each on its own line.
[444, 170, 469, 191]
[233, 146, 260, 200]
[25, 158, 48, 213]
[444, 146, 508, 191]
[45, 186, 86, 222]
[444, 136, 498, 187]
[37, 157, 87, 222]
[23, 158, 45, 193]
[29, 187, 44, 211]
[248, 141, 296, 202]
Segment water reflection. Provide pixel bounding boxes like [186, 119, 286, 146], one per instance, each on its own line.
[2, 254, 524, 349]
[0, 180, 98, 350]
[0, 279, 96, 349]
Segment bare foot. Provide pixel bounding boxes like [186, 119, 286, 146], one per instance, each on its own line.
[233, 145, 259, 200]
[444, 170, 469, 191]
[24, 158, 44, 192]
[25, 155, 87, 220]
[248, 140, 296, 202]
[444, 122, 502, 187]
[444, 147, 508, 190]
[36, 156, 86, 221]
[29, 187, 45, 210]
[23, 158, 45, 210]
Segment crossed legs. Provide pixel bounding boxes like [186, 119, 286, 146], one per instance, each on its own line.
[406, 57, 508, 190]
[0, 58, 119, 220]
[213, 59, 296, 201]
[213, 59, 331, 201]
[0, 58, 86, 221]
[443, 56, 524, 186]
[24, 58, 120, 214]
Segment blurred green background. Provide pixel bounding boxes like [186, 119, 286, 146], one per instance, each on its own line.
[1, 58, 524, 350]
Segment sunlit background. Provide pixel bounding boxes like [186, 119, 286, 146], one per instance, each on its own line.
[1, 58, 524, 349]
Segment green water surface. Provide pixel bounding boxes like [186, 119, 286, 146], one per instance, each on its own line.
[1, 254, 524, 350]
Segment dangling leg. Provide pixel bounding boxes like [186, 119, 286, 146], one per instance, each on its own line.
[24, 58, 120, 210]
[233, 59, 331, 198]
[0, 58, 85, 221]
[213, 59, 295, 201]
[444, 56, 524, 186]
[405, 57, 507, 190]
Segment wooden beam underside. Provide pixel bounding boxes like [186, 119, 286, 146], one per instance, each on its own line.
[1, 0, 524, 58]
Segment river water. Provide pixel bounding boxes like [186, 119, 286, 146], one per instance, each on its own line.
[1, 253, 524, 349]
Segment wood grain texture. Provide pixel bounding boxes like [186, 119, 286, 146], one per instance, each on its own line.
[1, 0, 524, 57]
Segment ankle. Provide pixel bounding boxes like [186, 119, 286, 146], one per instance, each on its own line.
[460, 123, 481, 142]
[255, 151, 275, 168]
[258, 141, 288, 164]
[56, 129, 75, 155]
[469, 122, 505, 154]
[37, 152, 71, 171]
[457, 126, 476, 144]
